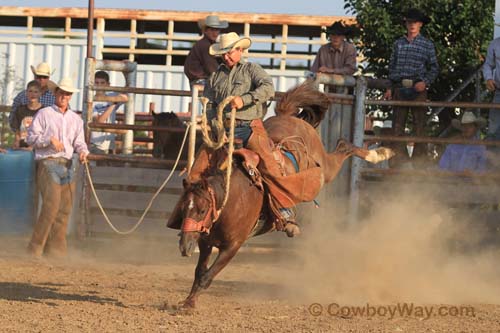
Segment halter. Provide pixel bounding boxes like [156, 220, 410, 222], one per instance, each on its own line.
[181, 186, 221, 234]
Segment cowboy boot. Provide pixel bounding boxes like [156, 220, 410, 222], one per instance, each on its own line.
[246, 119, 285, 178]
[280, 207, 300, 237]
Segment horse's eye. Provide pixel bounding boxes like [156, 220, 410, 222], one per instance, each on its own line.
[200, 209, 206, 215]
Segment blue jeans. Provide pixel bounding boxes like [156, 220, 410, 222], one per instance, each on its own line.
[233, 122, 253, 147]
[489, 91, 500, 140]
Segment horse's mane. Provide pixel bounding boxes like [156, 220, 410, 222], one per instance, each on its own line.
[274, 80, 332, 128]
[186, 170, 227, 208]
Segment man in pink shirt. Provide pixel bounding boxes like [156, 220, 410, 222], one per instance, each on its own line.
[26, 77, 89, 258]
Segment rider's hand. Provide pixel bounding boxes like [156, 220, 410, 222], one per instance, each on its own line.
[231, 96, 244, 110]
[50, 137, 64, 152]
[383, 89, 392, 100]
[79, 151, 88, 164]
[414, 81, 427, 92]
[486, 79, 496, 92]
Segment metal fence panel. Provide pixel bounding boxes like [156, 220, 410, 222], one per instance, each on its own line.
[1, 37, 310, 115]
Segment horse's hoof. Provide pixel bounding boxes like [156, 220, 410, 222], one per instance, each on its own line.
[159, 301, 187, 315]
[179, 299, 196, 311]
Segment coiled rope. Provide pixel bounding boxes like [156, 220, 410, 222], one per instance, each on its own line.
[199, 96, 237, 218]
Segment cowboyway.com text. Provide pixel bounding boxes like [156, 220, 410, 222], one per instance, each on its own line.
[308, 302, 475, 320]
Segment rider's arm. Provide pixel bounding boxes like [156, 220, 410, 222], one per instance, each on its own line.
[240, 63, 275, 107]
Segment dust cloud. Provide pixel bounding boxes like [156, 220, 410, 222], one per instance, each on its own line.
[285, 184, 500, 305]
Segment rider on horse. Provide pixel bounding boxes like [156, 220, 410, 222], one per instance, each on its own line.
[187, 32, 306, 237]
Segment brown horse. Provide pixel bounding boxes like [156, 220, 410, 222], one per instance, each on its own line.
[152, 111, 202, 160]
[167, 82, 393, 308]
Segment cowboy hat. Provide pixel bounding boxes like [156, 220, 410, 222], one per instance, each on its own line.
[55, 77, 79, 93]
[30, 62, 55, 77]
[404, 8, 431, 25]
[209, 32, 252, 56]
[197, 15, 229, 30]
[322, 21, 352, 36]
[451, 111, 487, 130]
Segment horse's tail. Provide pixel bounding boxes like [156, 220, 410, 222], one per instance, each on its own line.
[274, 79, 331, 128]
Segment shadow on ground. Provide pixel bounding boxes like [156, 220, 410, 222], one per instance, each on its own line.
[0, 282, 125, 307]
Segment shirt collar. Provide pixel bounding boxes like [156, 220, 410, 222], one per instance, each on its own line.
[405, 33, 422, 43]
[221, 60, 243, 72]
[203, 34, 216, 44]
[51, 104, 71, 114]
[329, 41, 345, 53]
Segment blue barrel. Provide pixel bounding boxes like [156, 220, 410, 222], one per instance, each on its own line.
[0, 150, 35, 233]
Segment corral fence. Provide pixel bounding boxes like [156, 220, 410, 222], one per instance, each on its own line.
[1, 7, 499, 240]
[2, 70, 500, 239]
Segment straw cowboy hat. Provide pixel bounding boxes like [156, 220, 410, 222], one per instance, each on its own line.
[322, 21, 353, 36]
[209, 32, 252, 56]
[404, 8, 431, 25]
[55, 77, 79, 93]
[198, 15, 229, 30]
[451, 111, 487, 130]
[30, 62, 55, 77]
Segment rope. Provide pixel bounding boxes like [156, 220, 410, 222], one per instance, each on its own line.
[220, 99, 236, 211]
[83, 123, 191, 235]
[198, 96, 237, 220]
[200, 96, 228, 149]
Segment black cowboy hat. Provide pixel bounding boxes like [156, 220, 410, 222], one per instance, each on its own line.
[404, 8, 431, 24]
[322, 21, 352, 36]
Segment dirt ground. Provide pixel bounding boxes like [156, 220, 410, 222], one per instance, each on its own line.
[0, 224, 499, 333]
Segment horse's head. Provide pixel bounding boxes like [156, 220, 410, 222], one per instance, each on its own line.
[178, 178, 223, 257]
[152, 111, 185, 158]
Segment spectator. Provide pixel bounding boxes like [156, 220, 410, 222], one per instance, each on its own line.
[311, 21, 357, 75]
[483, 36, 500, 141]
[90, 71, 128, 154]
[439, 111, 487, 173]
[184, 15, 228, 88]
[384, 8, 439, 166]
[11, 80, 43, 149]
[9, 62, 56, 131]
[26, 77, 89, 258]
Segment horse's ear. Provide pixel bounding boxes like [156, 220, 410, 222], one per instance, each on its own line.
[149, 102, 156, 116]
[182, 178, 192, 189]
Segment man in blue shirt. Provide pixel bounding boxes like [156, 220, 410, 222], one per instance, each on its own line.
[439, 112, 487, 173]
[483, 37, 500, 141]
[384, 9, 439, 165]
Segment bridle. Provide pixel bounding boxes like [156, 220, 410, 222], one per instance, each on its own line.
[181, 186, 221, 234]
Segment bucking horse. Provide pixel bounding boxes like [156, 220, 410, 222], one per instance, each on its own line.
[167, 81, 393, 308]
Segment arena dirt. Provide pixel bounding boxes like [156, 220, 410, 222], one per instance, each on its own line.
[0, 185, 499, 332]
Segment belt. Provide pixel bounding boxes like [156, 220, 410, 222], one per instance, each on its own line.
[44, 157, 72, 167]
[223, 118, 251, 128]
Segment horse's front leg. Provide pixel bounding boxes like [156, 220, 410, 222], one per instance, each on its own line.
[182, 238, 212, 308]
[198, 242, 242, 289]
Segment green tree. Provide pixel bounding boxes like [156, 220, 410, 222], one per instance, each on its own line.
[344, 0, 494, 124]
[0, 53, 23, 146]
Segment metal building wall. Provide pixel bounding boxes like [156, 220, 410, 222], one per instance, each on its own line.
[0, 37, 308, 114]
